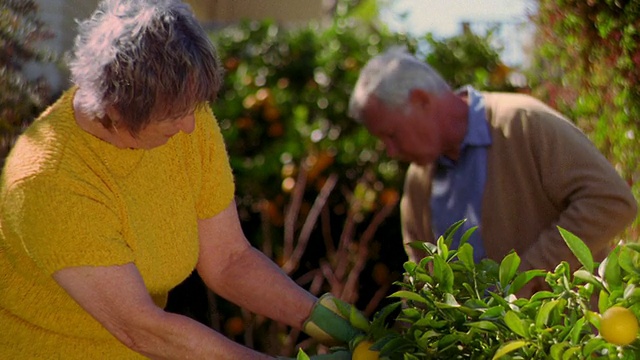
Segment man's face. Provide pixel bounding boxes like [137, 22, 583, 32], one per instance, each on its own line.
[361, 93, 443, 166]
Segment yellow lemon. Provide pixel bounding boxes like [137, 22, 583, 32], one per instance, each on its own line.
[600, 306, 639, 346]
[353, 340, 380, 360]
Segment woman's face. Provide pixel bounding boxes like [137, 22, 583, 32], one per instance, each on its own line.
[115, 111, 196, 150]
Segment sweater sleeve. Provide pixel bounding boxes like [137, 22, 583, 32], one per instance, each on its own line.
[400, 163, 435, 263]
[2, 175, 135, 275]
[520, 109, 638, 270]
[192, 105, 235, 220]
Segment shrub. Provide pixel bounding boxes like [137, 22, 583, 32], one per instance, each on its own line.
[0, 0, 56, 166]
[330, 223, 640, 359]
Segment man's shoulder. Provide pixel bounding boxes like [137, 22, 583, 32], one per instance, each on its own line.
[482, 91, 572, 130]
[482, 91, 549, 116]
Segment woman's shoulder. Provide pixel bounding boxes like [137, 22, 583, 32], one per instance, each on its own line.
[3, 91, 78, 183]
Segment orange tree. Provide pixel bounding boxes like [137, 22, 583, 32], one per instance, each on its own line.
[528, 0, 640, 237]
[163, 4, 521, 357]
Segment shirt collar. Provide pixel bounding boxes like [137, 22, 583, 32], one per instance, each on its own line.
[436, 86, 491, 167]
[456, 85, 491, 147]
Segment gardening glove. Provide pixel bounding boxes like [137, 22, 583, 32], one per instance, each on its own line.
[302, 293, 368, 346]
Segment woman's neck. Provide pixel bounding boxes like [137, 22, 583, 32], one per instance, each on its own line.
[73, 95, 131, 149]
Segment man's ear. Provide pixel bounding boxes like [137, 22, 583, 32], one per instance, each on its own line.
[408, 88, 431, 109]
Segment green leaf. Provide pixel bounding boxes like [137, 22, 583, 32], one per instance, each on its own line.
[504, 311, 528, 338]
[480, 306, 505, 319]
[511, 270, 547, 295]
[550, 342, 569, 360]
[561, 346, 581, 360]
[624, 243, 640, 253]
[598, 289, 609, 314]
[403, 261, 417, 275]
[442, 219, 466, 248]
[618, 246, 640, 275]
[407, 241, 433, 254]
[388, 291, 430, 305]
[491, 340, 528, 359]
[456, 243, 475, 271]
[370, 302, 401, 330]
[349, 306, 370, 332]
[436, 236, 449, 260]
[466, 320, 499, 331]
[296, 348, 311, 360]
[379, 336, 415, 357]
[535, 300, 559, 328]
[573, 269, 603, 288]
[602, 247, 622, 289]
[499, 252, 521, 289]
[569, 317, 585, 344]
[443, 293, 460, 307]
[558, 227, 594, 273]
[527, 290, 555, 302]
[458, 226, 478, 248]
[582, 337, 607, 357]
[433, 255, 454, 293]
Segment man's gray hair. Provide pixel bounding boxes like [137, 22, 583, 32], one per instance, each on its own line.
[348, 48, 450, 122]
[69, 0, 223, 134]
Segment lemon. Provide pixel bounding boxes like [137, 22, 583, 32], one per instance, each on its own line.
[353, 340, 380, 360]
[600, 306, 639, 346]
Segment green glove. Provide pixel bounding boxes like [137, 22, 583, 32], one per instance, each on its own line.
[302, 293, 367, 346]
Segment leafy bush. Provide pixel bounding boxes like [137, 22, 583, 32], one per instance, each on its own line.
[195, 11, 520, 356]
[346, 223, 640, 359]
[529, 0, 640, 236]
[0, 0, 56, 166]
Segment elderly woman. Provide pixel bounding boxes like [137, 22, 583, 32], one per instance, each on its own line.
[0, 0, 359, 358]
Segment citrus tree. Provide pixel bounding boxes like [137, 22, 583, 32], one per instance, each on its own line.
[310, 224, 640, 359]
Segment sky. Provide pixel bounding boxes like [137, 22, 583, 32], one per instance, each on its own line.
[380, 0, 538, 66]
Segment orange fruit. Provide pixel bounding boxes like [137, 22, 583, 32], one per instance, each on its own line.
[224, 316, 245, 337]
[600, 306, 639, 346]
[353, 340, 379, 360]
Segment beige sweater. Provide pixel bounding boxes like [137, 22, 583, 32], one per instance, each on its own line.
[400, 92, 638, 271]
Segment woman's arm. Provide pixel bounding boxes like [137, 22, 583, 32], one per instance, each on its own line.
[53, 263, 272, 359]
[196, 200, 317, 330]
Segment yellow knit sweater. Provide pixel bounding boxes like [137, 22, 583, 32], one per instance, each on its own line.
[0, 89, 235, 358]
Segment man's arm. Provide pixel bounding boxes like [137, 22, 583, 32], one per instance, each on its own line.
[520, 110, 638, 271]
[400, 163, 435, 263]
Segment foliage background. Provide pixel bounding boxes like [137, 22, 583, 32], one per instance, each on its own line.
[0, 0, 56, 167]
[175, 5, 526, 355]
[1, 0, 639, 357]
[528, 0, 640, 238]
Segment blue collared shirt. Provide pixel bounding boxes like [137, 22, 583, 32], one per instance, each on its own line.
[430, 86, 491, 262]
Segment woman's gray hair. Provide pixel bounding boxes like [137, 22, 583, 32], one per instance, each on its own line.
[69, 0, 223, 134]
[348, 48, 450, 123]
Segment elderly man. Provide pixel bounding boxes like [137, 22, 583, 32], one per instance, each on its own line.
[348, 49, 637, 295]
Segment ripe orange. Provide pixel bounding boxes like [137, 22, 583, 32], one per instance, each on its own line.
[224, 316, 245, 337]
[353, 340, 380, 360]
[600, 306, 639, 346]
